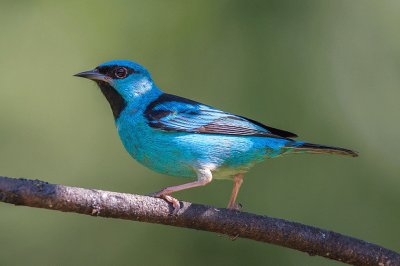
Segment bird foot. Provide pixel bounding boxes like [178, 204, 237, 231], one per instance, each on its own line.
[149, 191, 181, 215]
[227, 202, 242, 211]
[229, 234, 240, 241]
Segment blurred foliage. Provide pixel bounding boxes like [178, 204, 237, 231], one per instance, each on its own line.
[0, 1, 399, 265]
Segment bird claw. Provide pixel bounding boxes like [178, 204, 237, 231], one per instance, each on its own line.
[227, 202, 242, 211]
[218, 232, 240, 241]
[224, 201, 242, 239]
[149, 191, 181, 215]
[163, 195, 181, 215]
[229, 234, 240, 241]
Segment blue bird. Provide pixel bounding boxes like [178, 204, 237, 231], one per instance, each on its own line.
[75, 60, 357, 212]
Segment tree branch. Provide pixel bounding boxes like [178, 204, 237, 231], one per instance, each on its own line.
[0, 176, 398, 265]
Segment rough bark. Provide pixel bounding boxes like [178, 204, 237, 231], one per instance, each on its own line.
[0, 176, 399, 265]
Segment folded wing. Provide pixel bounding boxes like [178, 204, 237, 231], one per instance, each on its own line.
[144, 93, 297, 139]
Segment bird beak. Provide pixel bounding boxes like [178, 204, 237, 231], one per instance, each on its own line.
[74, 69, 109, 82]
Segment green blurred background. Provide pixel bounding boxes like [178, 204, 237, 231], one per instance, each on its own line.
[0, 1, 399, 265]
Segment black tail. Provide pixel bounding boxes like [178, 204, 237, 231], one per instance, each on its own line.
[291, 142, 358, 157]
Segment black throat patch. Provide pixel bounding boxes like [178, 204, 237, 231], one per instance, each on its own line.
[95, 81, 127, 120]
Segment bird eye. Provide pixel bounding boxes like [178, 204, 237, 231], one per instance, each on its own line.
[114, 67, 128, 79]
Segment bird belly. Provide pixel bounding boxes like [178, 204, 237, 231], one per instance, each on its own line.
[117, 120, 290, 179]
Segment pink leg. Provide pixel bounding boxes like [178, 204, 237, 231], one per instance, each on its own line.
[227, 173, 244, 210]
[151, 169, 213, 214]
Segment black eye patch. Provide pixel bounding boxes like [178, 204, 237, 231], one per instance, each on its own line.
[96, 65, 136, 78]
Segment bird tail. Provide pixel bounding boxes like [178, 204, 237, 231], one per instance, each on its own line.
[288, 142, 358, 157]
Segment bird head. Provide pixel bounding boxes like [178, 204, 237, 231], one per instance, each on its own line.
[75, 60, 155, 119]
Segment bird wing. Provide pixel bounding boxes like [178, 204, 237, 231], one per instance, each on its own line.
[144, 93, 297, 139]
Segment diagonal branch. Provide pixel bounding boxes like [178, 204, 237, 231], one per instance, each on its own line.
[0, 176, 399, 266]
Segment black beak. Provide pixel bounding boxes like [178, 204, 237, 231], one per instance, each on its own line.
[74, 69, 109, 82]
